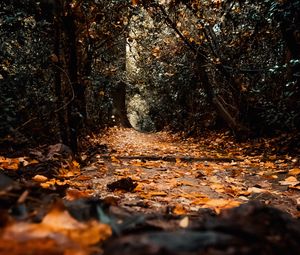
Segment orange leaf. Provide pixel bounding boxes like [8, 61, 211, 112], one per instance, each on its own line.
[0, 157, 19, 170]
[2, 202, 112, 249]
[279, 176, 299, 186]
[200, 199, 242, 213]
[264, 161, 276, 168]
[172, 204, 187, 215]
[76, 175, 92, 181]
[175, 158, 182, 165]
[132, 0, 138, 6]
[32, 175, 48, 183]
[39, 202, 112, 245]
[141, 191, 167, 198]
[65, 189, 93, 201]
[111, 156, 121, 163]
[289, 168, 300, 176]
[72, 160, 80, 168]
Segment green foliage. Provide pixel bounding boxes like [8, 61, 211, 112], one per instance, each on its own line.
[1, 0, 299, 147]
[0, 1, 56, 143]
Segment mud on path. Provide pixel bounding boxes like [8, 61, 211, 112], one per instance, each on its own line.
[80, 127, 300, 217]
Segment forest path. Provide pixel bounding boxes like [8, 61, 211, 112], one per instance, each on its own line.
[81, 127, 299, 216]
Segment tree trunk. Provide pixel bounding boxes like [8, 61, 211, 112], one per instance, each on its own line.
[61, 5, 86, 153]
[195, 57, 249, 138]
[53, 20, 68, 145]
[111, 82, 132, 128]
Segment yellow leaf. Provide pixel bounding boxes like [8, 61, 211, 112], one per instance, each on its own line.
[264, 161, 276, 168]
[40, 179, 56, 188]
[247, 187, 266, 193]
[211, 183, 225, 192]
[279, 176, 300, 186]
[65, 189, 93, 201]
[28, 159, 39, 165]
[175, 158, 182, 165]
[143, 191, 167, 198]
[179, 216, 189, 228]
[289, 168, 300, 176]
[288, 185, 300, 191]
[40, 182, 51, 189]
[0, 157, 19, 170]
[55, 179, 68, 186]
[149, 191, 167, 196]
[191, 197, 210, 205]
[172, 204, 187, 215]
[203, 199, 241, 213]
[72, 160, 80, 168]
[32, 175, 48, 183]
[111, 156, 121, 163]
[133, 183, 144, 192]
[58, 168, 77, 177]
[179, 192, 206, 199]
[131, 160, 144, 166]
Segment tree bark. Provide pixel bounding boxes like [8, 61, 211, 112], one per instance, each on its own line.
[111, 81, 132, 128]
[53, 19, 68, 145]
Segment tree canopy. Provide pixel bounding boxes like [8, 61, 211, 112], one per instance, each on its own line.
[1, 0, 299, 150]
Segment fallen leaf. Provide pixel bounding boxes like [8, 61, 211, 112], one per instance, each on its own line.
[210, 183, 225, 193]
[191, 197, 211, 205]
[279, 176, 300, 186]
[264, 161, 276, 168]
[172, 204, 187, 215]
[65, 189, 93, 200]
[133, 183, 144, 192]
[72, 160, 80, 168]
[0, 157, 19, 170]
[3, 201, 111, 247]
[204, 199, 241, 209]
[40, 178, 68, 188]
[288, 168, 300, 176]
[28, 159, 39, 165]
[111, 156, 121, 163]
[58, 164, 80, 177]
[247, 187, 266, 193]
[179, 216, 189, 228]
[288, 185, 300, 191]
[76, 175, 92, 181]
[178, 180, 196, 187]
[132, 0, 138, 6]
[146, 191, 167, 197]
[206, 199, 241, 214]
[32, 174, 48, 183]
[175, 158, 182, 165]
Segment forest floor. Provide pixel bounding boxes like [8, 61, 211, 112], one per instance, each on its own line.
[82, 127, 300, 217]
[1, 127, 300, 255]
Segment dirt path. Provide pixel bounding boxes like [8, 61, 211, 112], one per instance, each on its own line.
[0, 127, 300, 254]
[80, 128, 299, 217]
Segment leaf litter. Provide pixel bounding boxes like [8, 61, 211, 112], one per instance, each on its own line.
[84, 128, 299, 217]
[0, 127, 300, 254]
